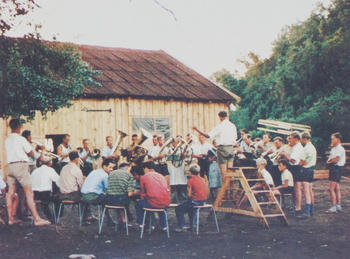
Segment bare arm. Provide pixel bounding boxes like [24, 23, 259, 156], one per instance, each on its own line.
[192, 126, 209, 138]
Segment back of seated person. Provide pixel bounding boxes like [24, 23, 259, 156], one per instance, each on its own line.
[58, 151, 84, 202]
[175, 164, 208, 232]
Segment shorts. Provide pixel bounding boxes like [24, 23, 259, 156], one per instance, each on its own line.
[217, 145, 234, 165]
[155, 163, 169, 176]
[288, 164, 302, 182]
[280, 186, 294, 195]
[7, 162, 31, 187]
[300, 167, 314, 183]
[329, 165, 342, 183]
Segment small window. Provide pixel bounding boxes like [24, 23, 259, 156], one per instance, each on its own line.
[132, 117, 171, 139]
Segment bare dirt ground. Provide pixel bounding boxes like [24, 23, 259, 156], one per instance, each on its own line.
[0, 178, 349, 259]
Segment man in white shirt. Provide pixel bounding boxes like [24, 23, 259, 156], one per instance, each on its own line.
[79, 139, 94, 176]
[300, 132, 317, 217]
[193, 110, 237, 180]
[5, 119, 50, 226]
[326, 132, 346, 213]
[192, 135, 213, 178]
[32, 156, 60, 222]
[148, 135, 160, 159]
[279, 131, 304, 215]
[101, 136, 119, 162]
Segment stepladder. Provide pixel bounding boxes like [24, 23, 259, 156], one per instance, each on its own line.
[214, 167, 288, 229]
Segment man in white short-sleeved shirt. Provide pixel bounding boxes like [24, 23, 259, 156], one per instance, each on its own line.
[5, 119, 50, 226]
[326, 132, 346, 213]
[193, 111, 237, 179]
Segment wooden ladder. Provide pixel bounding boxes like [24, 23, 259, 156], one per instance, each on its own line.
[214, 167, 288, 229]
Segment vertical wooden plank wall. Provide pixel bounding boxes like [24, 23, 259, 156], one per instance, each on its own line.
[0, 98, 227, 166]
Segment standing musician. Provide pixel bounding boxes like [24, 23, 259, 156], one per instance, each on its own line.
[21, 130, 42, 172]
[167, 136, 187, 203]
[101, 136, 119, 162]
[263, 136, 285, 186]
[279, 131, 304, 216]
[126, 134, 139, 163]
[5, 119, 50, 226]
[182, 133, 197, 177]
[256, 133, 273, 157]
[151, 135, 170, 179]
[299, 132, 317, 217]
[57, 134, 72, 172]
[79, 139, 94, 177]
[193, 110, 237, 180]
[192, 135, 213, 178]
[147, 135, 160, 160]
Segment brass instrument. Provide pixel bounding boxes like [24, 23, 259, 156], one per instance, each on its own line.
[128, 128, 152, 165]
[154, 137, 174, 164]
[111, 130, 128, 156]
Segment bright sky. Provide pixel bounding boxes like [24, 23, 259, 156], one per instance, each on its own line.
[7, 0, 331, 77]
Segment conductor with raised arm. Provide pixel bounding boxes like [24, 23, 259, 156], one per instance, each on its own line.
[193, 111, 237, 180]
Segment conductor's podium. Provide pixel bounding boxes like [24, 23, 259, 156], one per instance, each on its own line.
[214, 167, 288, 229]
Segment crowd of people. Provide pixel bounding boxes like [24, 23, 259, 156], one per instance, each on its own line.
[0, 110, 346, 233]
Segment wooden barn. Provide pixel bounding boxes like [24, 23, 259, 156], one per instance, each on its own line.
[0, 44, 239, 165]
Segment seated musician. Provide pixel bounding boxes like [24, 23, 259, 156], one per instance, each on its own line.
[79, 139, 94, 177]
[192, 135, 213, 178]
[101, 136, 117, 161]
[136, 161, 170, 231]
[175, 164, 208, 232]
[105, 162, 137, 226]
[236, 134, 257, 166]
[58, 151, 84, 202]
[31, 156, 60, 223]
[272, 160, 294, 195]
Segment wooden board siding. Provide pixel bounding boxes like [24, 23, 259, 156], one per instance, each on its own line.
[0, 98, 227, 168]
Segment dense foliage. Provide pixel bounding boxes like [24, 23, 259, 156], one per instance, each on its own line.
[212, 0, 350, 151]
[0, 36, 100, 120]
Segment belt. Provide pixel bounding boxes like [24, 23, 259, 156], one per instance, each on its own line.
[9, 161, 28, 164]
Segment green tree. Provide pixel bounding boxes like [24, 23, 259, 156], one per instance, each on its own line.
[0, 37, 100, 120]
[213, 0, 350, 151]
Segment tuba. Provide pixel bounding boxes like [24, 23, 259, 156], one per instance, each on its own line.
[111, 130, 128, 157]
[128, 128, 152, 165]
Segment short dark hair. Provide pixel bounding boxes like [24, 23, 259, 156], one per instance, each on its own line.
[301, 132, 311, 139]
[63, 134, 70, 139]
[290, 131, 300, 140]
[273, 136, 283, 142]
[332, 132, 342, 141]
[69, 151, 79, 161]
[9, 119, 21, 130]
[245, 134, 252, 140]
[142, 161, 155, 170]
[263, 133, 271, 139]
[102, 158, 115, 167]
[131, 165, 144, 176]
[278, 159, 289, 167]
[240, 129, 247, 133]
[22, 130, 31, 139]
[132, 134, 138, 138]
[82, 138, 89, 144]
[119, 162, 130, 169]
[153, 135, 158, 138]
[218, 111, 227, 117]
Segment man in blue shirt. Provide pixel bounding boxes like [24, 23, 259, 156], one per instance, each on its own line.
[81, 158, 116, 223]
